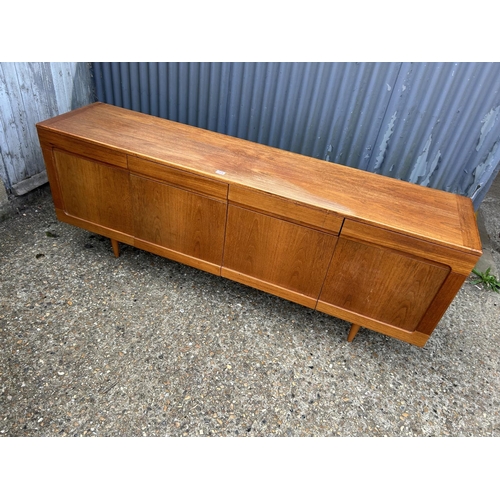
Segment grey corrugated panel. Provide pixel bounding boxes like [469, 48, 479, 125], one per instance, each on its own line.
[362, 62, 500, 206]
[91, 62, 105, 106]
[143, 62, 156, 116]
[101, 63, 116, 108]
[450, 64, 500, 200]
[0, 62, 94, 191]
[325, 62, 402, 169]
[110, 62, 122, 108]
[130, 63, 142, 113]
[222, 62, 401, 164]
[350, 61, 497, 205]
[91, 62, 500, 208]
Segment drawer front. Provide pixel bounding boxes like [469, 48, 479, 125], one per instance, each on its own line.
[128, 156, 228, 200]
[341, 219, 477, 274]
[228, 184, 343, 234]
[38, 129, 127, 168]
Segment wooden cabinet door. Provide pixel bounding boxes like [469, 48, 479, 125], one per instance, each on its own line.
[317, 221, 451, 335]
[52, 149, 133, 237]
[130, 174, 227, 275]
[222, 205, 338, 308]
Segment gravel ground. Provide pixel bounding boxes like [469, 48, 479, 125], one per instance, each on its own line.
[0, 183, 499, 438]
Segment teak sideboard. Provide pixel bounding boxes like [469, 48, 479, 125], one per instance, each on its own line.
[36, 103, 482, 347]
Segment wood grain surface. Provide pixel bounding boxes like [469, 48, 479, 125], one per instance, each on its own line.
[223, 205, 338, 300]
[36, 102, 482, 256]
[131, 174, 226, 267]
[318, 236, 450, 332]
[53, 149, 133, 236]
[128, 156, 228, 200]
[36, 103, 484, 347]
[228, 184, 343, 233]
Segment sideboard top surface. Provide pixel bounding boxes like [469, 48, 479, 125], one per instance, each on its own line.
[37, 102, 482, 256]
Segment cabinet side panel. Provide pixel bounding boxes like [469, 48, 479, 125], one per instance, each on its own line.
[319, 238, 450, 332]
[40, 144, 64, 210]
[53, 149, 133, 236]
[415, 272, 469, 335]
[456, 195, 482, 253]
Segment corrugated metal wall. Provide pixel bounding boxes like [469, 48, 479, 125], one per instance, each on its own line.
[0, 62, 94, 193]
[93, 62, 500, 208]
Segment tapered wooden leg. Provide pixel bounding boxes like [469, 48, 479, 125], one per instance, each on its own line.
[347, 323, 361, 342]
[111, 238, 120, 258]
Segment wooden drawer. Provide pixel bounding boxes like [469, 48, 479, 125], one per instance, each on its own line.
[128, 156, 228, 200]
[228, 184, 343, 234]
[37, 129, 127, 168]
[341, 219, 479, 274]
